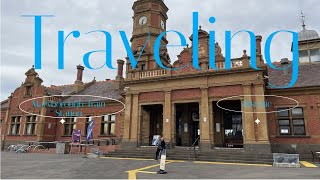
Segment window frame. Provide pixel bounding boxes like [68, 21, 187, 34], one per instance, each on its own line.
[310, 48, 320, 63]
[10, 116, 22, 135]
[100, 114, 116, 136]
[140, 64, 146, 71]
[299, 48, 320, 64]
[25, 86, 32, 96]
[63, 118, 77, 136]
[277, 107, 306, 136]
[25, 115, 37, 135]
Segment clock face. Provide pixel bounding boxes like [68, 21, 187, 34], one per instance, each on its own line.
[139, 16, 147, 26]
[160, 20, 165, 29]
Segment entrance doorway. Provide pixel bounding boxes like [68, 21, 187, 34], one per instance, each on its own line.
[140, 104, 163, 146]
[213, 100, 243, 148]
[175, 103, 200, 147]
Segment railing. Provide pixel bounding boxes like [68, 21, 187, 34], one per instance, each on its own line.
[165, 134, 176, 149]
[188, 136, 200, 160]
[140, 69, 167, 79]
[213, 60, 243, 69]
[129, 60, 244, 80]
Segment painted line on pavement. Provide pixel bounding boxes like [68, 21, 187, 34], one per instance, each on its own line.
[127, 160, 185, 180]
[194, 161, 272, 167]
[100, 157, 155, 161]
[137, 171, 157, 174]
[300, 161, 318, 168]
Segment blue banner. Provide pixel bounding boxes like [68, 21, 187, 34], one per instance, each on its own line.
[86, 120, 94, 143]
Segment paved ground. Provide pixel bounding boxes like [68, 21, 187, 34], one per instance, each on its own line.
[1, 152, 319, 179]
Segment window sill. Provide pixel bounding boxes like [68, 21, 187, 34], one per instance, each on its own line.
[22, 135, 36, 136]
[7, 134, 20, 136]
[276, 135, 310, 138]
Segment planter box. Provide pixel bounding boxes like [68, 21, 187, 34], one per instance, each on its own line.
[273, 153, 300, 168]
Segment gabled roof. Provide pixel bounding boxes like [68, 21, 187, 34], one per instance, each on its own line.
[62, 81, 124, 102]
[1, 99, 9, 110]
[47, 84, 76, 95]
[267, 62, 320, 89]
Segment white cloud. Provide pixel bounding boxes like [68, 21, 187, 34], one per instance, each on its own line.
[1, 0, 319, 100]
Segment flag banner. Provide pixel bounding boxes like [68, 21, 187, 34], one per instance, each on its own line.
[86, 120, 94, 143]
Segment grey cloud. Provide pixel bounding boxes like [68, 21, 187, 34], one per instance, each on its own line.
[1, 0, 319, 100]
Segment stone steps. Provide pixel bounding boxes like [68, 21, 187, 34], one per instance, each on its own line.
[104, 148, 274, 164]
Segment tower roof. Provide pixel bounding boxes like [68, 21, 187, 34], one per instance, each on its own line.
[298, 11, 319, 41]
[299, 29, 319, 41]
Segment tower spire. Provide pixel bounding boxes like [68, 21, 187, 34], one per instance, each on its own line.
[300, 10, 306, 30]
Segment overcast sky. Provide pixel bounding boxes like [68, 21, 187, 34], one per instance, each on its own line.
[1, 0, 319, 101]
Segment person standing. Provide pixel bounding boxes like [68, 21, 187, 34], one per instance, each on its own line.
[155, 136, 166, 160]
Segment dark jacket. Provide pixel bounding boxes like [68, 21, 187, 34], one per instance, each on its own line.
[157, 140, 166, 150]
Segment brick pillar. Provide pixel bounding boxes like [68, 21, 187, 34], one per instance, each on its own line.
[209, 100, 214, 147]
[200, 87, 211, 151]
[122, 93, 132, 142]
[242, 84, 255, 144]
[130, 94, 139, 142]
[254, 83, 270, 143]
[163, 91, 172, 144]
[242, 83, 271, 153]
[1, 97, 12, 150]
[36, 96, 47, 141]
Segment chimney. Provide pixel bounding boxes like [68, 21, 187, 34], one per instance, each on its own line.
[74, 65, 85, 93]
[76, 65, 84, 82]
[117, 59, 125, 78]
[280, 58, 290, 75]
[114, 59, 125, 90]
[256, 35, 262, 55]
[280, 58, 290, 65]
[255, 35, 263, 67]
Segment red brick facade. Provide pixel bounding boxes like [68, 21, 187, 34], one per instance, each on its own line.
[267, 94, 320, 145]
[1, 66, 125, 150]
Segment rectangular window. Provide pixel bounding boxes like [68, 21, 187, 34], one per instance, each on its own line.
[25, 115, 37, 135]
[310, 49, 320, 63]
[277, 107, 306, 136]
[100, 114, 116, 135]
[141, 64, 146, 71]
[10, 116, 21, 135]
[299, 50, 309, 63]
[26, 86, 32, 96]
[64, 118, 77, 136]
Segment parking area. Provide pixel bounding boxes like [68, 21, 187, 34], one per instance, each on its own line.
[1, 152, 319, 179]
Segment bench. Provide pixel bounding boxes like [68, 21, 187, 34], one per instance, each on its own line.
[311, 151, 320, 162]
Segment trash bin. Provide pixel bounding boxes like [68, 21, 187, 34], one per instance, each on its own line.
[56, 142, 70, 154]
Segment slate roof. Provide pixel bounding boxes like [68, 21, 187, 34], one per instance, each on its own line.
[62, 81, 124, 102]
[1, 99, 9, 110]
[47, 84, 76, 95]
[267, 62, 320, 89]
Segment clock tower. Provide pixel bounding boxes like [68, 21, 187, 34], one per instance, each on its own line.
[127, 0, 170, 75]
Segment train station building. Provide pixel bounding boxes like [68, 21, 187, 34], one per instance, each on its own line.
[1, 0, 320, 156]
